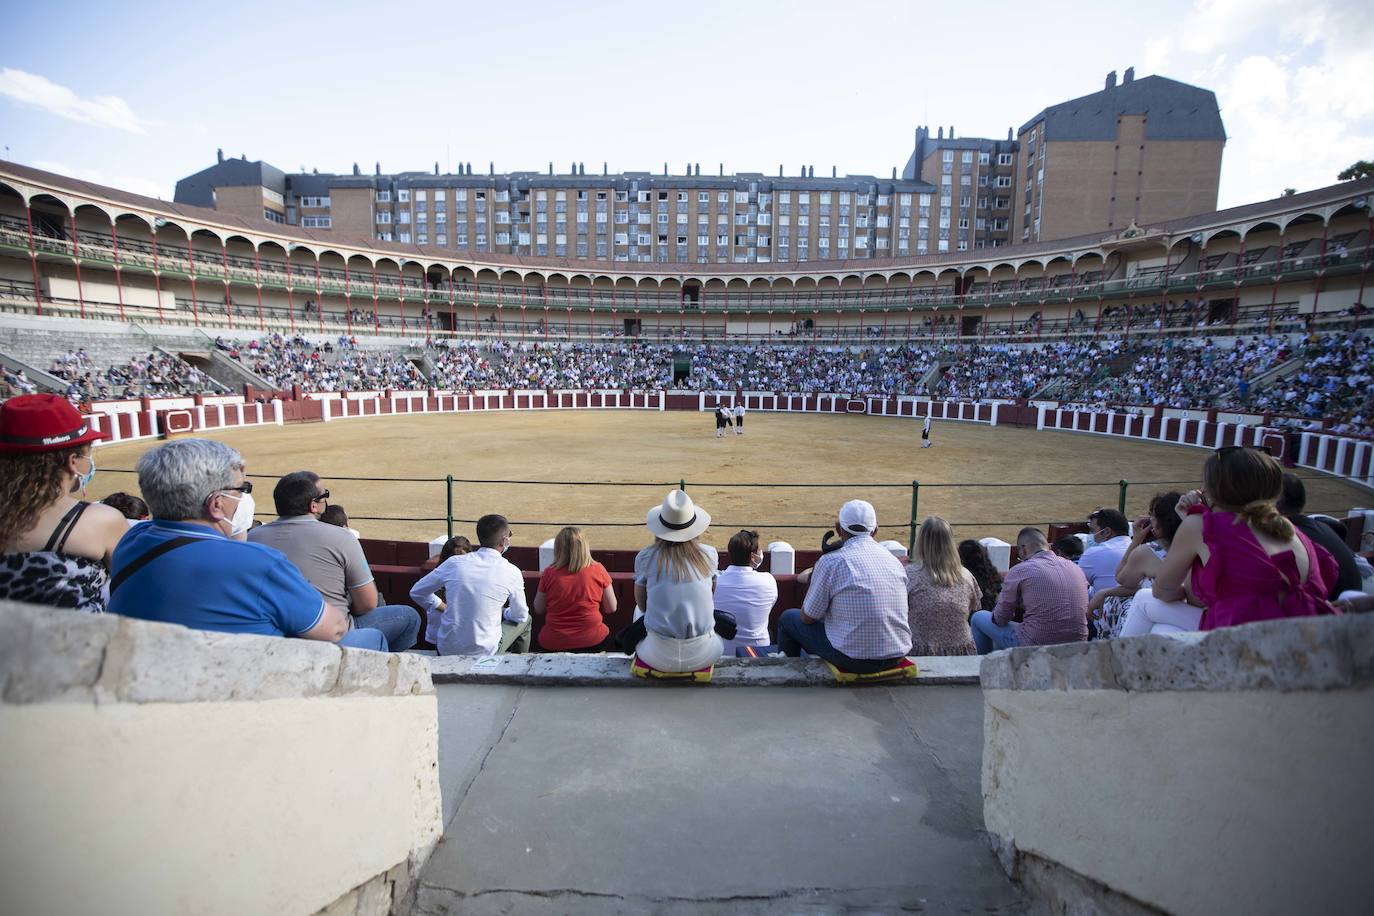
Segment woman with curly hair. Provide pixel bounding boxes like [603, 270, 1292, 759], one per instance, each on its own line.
[0, 394, 130, 612]
[958, 539, 1003, 614]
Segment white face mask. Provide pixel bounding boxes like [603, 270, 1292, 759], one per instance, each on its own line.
[225, 492, 256, 537]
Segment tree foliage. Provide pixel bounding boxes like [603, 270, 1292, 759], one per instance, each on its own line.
[1337, 160, 1374, 181]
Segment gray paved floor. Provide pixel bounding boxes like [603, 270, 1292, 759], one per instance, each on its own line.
[421, 684, 1026, 914]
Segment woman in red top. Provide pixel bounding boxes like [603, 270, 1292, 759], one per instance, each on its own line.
[533, 526, 617, 651]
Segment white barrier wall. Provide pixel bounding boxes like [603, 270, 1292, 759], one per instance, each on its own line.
[980, 615, 1373, 915]
[0, 601, 443, 916]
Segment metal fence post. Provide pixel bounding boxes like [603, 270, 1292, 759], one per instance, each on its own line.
[908, 480, 920, 555]
[446, 474, 454, 539]
[1118, 479, 1128, 516]
[679, 478, 686, 492]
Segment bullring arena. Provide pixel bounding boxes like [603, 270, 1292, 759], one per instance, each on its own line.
[85, 407, 1369, 550]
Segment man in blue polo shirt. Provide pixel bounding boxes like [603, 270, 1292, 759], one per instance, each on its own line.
[108, 438, 385, 650]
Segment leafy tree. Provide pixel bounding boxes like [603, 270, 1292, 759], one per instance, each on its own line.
[1282, 188, 1297, 196]
[1337, 160, 1374, 181]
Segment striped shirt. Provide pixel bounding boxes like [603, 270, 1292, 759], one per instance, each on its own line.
[803, 534, 912, 659]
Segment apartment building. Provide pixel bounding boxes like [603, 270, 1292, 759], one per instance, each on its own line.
[1013, 69, 1225, 243]
[174, 70, 1223, 261]
[902, 126, 1019, 249]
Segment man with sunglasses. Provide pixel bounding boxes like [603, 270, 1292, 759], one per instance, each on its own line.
[249, 470, 420, 651]
[110, 439, 383, 650]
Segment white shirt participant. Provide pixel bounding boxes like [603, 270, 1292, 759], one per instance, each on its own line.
[715, 556, 778, 655]
[411, 546, 529, 655]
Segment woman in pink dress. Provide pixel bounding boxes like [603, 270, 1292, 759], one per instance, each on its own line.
[1125, 446, 1337, 635]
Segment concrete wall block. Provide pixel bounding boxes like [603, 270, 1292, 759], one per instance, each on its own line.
[0, 601, 118, 704]
[104, 618, 343, 703]
[393, 653, 435, 696]
[986, 615, 1373, 693]
[334, 649, 395, 696]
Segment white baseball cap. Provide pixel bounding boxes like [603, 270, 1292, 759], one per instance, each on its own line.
[838, 499, 878, 534]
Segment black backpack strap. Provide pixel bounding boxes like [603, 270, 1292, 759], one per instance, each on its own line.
[109, 536, 199, 594]
[43, 502, 88, 553]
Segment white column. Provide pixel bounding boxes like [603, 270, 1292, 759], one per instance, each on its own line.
[216, 403, 226, 427]
[320, 398, 331, 422]
[1036, 405, 1046, 430]
[195, 404, 207, 428]
[1315, 435, 1331, 470]
[990, 402, 1000, 427]
[1107, 411, 1117, 436]
[767, 541, 795, 575]
[1195, 421, 1208, 447]
[1354, 442, 1373, 488]
[1333, 437, 1350, 477]
[130, 411, 141, 439]
[980, 537, 1011, 574]
[272, 399, 284, 426]
[538, 538, 556, 571]
[428, 534, 449, 558]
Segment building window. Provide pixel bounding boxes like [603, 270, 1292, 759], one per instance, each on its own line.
[978, 153, 990, 166]
[397, 189, 410, 203]
[999, 153, 1014, 166]
[263, 209, 285, 224]
[962, 151, 973, 164]
[301, 216, 331, 228]
[377, 212, 392, 224]
[376, 190, 391, 202]
[996, 176, 1013, 188]
[299, 196, 331, 208]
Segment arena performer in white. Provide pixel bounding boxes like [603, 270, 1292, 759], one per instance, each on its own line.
[733, 402, 745, 435]
[921, 415, 933, 448]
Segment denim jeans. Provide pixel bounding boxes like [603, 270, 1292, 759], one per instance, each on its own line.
[970, 610, 1019, 655]
[339, 627, 389, 652]
[776, 608, 906, 674]
[353, 604, 421, 652]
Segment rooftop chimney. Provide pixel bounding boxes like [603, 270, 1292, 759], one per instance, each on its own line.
[937, 127, 944, 139]
[808, 166, 814, 178]
[695, 164, 700, 176]
[950, 126, 955, 139]
[603, 162, 608, 175]
[1007, 126, 1013, 140]
[1123, 66, 1135, 83]
[434, 162, 439, 175]
[663, 162, 668, 176]
[375, 162, 381, 175]
[779, 165, 784, 177]
[719, 163, 723, 177]
[548, 161, 553, 176]
[216, 148, 224, 163]
[1105, 70, 1118, 89]
[832, 166, 837, 177]
[892, 167, 897, 179]
[488, 162, 493, 176]
[352, 162, 360, 176]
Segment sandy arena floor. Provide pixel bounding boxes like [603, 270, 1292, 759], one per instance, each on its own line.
[88, 410, 1369, 551]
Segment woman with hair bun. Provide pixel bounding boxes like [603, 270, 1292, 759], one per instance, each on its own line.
[1121, 447, 1338, 636]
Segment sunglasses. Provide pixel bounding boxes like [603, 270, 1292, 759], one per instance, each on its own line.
[312, 489, 331, 501]
[223, 481, 254, 494]
[1215, 445, 1273, 457]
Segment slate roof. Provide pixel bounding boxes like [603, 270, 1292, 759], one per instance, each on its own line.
[1019, 75, 1226, 142]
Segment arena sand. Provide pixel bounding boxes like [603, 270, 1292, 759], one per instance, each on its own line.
[88, 410, 1370, 552]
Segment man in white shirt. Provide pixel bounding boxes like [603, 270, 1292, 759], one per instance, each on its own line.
[733, 403, 746, 435]
[714, 530, 778, 655]
[1077, 508, 1132, 597]
[410, 514, 530, 656]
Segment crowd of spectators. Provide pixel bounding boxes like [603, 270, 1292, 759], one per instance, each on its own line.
[48, 348, 220, 403]
[232, 334, 422, 392]
[6, 328, 1373, 436]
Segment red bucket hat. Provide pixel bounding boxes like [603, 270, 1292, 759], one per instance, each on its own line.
[0, 393, 108, 454]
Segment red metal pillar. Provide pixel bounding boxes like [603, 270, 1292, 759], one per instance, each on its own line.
[150, 226, 164, 324]
[69, 210, 86, 319]
[23, 204, 43, 315]
[252, 247, 265, 331]
[370, 263, 380, 335]
[1266, 229, 1285, 334]
[187, 232, 199, 327]
[1310, 222, 1330, 318]
[220, 236, 233, 329]
[110, 218, 126, 322]
[284, 251, 296, 334]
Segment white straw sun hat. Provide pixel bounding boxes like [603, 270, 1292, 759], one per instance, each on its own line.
[646, 489, 711, 542]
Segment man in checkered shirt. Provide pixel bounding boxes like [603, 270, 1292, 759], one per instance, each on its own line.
[778, 500, 912, 673]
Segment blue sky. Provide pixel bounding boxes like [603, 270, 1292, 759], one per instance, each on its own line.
[1, 0, 1369, 208]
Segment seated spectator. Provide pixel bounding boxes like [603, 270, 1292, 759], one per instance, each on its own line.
[629, 491, 722, 671]
[533, 526, 616, 652]
[1078, 508, 1132, 596]
[101, 492, 150, 523]
[779, 500, 912, 673]
[905, 517, 978, 656]
[109, 439, 383, 650]
[714, 529, 779, 656]
[249, 472, 419, 651]
[422, 535, 474, 644]
[0, 394, 128, 613]
[1051, 536, 1083, 562]
[971, 527, 1089, 653]
[1124, 448, 1337, 635]
[958, 539, 1002, 613]
[1276, 473, 1363, 600]
[319, 503, 361, 539]
[410, 514, 530, 656]
[1087, 492, 1182, 638]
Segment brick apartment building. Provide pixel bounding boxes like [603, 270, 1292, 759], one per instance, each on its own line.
[175, 71, 1223, 265]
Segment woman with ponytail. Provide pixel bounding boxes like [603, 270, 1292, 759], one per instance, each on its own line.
[1120, 446, 1338, 635]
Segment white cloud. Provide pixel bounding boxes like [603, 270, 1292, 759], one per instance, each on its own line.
[32, 160, 166, 200]
[1142, 0, 1374, 206]
[0, 68, 152, 133]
